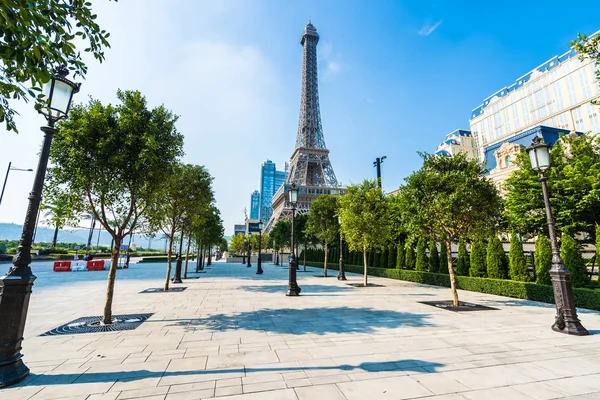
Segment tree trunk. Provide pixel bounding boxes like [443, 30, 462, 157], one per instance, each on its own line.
[200, 244, 205, 270]
[446, 238, 460, 306]
[164, 228, 175, 291]
[363, 244, 368, 287]
[103, 235, 122, 324]
[196, 244, 201, 272]
[207, 245, 212, 266]
[324, 242, 328, 277]
[86, 217, 96, 256]
[303, 243, 306, 272]
[183, 233, 191, 279]
[52, 225, 59, 249]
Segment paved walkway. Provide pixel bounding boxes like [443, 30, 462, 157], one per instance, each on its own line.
[2, 260, 600, 400]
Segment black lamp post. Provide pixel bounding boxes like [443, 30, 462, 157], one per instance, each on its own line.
[526, 136, 588, 336]
[242, 235, 246, 264]
[0, 67, 80, 388]
[247, 234, 252, 268]
[286, 183, 301, 296]
[256, 220, 264, 274]
[0, 163, 34, 207]
[173, 227, 184, 283]
[337, 215, 346, 281]
[373, 156, 386, 188]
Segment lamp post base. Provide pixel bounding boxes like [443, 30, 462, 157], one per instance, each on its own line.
[550, 269, 588, 336]
[0, 272, 36, 388]
[256, 259, 263, 274]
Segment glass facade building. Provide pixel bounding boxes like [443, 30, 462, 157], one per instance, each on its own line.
[250, 190, 260, 220]
[259, 160, 288, 222]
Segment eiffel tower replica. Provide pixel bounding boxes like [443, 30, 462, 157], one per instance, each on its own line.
[266, 21, 344, 232]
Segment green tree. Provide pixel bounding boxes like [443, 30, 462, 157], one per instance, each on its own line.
[405, 241, 415, 269]
[388, 246, 397, 268]
[596, 225, 600, 276]
[439, 241, 448, 273]
[46, 90, 184, 324]
[271, 219, 291, 264]
[469, 237, 487, 277]
[396, 240, 405, 269]
[229, 234, 245, 256]
[399, 153, 502, 305]
[534, 235, 552, 285]
[415, 237, 428, 271]
[487, 235, 507, 279]
[428, 240, 439, 273]
[455, 239, 469, 276]
[339, 179, 390, 286]
[0, 0, 114, 132]
[306, 195, 339, 276]
[561, 233, 589, 288]
[509, 235, 529, 282]
[40, 195, 72, 249]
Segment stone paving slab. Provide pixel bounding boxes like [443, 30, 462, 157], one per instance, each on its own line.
[1, 260, 600, 399]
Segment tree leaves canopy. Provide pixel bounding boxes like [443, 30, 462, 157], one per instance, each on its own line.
[306, 194, 338, 246]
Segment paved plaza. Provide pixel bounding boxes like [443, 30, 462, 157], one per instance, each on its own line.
[2, 260, 600, 400]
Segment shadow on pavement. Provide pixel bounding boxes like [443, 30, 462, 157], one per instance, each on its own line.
[237, 284, 354, 294]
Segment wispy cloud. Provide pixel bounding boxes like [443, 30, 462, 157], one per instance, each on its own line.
[418, 20, 443, 37]
[320, 42, 343, 80]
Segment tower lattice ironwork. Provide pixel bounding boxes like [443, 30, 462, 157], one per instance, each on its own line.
[266, 21, 343, 232]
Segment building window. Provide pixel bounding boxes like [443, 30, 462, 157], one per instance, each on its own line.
[506, 155, 513, 167]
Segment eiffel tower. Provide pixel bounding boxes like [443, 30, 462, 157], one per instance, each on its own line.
[266, 21, 344, 231]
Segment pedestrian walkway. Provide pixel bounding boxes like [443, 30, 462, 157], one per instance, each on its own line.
[2, 260, 600, 399]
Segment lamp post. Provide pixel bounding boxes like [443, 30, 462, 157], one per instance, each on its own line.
[247, 234, 252, 267]
[0, 163, 34, 207]
[286, 183, 301, 296]
[526, 136, 588, 336]
[173, 227, 184, 283]
[242, 235, 246, 264]
[257, 220, 264, 274]
[337, 215, 346, 281]
[0, 68, 80, 387]
[373, 156, 386, 188]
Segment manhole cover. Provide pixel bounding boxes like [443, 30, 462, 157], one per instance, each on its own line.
[418, 300, 498, 312]
[40, 313, 153, 336]
[140, 287, 187, 293]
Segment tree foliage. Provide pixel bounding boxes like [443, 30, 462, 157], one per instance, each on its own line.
[306, 195, 338, 276]
[271, 219, 291, 251]
[456, 238, 469, 276]
[0, 0, 114, 132]
[46, 90, 183, 324]
[560, 233, 589, 288]
[509, 235, 529, 282]
[486, 235, 507, 279]
[469, 237, 487, 278]
[405, 241, 415, 270]
[415, 237, 428, 271]
[396, 240, 405, 269]
[534, 235, 552, 285]
[428, 240, 439, 273]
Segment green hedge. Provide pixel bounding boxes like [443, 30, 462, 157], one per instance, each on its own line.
[304, 261, 600, 311]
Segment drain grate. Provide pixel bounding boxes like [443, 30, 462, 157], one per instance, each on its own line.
[419, 300, 498, 312]
[140, 287, 187, 293]
[40, 313, 153, 336]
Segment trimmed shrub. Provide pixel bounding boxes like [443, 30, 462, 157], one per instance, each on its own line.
[405, 241, 415, 270]
[509, 234, 529, 282]
[456, 238, 469, 276]
[469, 237, 487, 278]
[415, 237, 428, 271]
[428, 240, 439, 273]
[486, 236, 507, 279]
[381, 249, 389, 268]
[534, 235, 552, 285]
[388, 246, 397, 268]
[439, 241, 449, 273]
[561, 233, 589, 288]
[396, 240, 405, 269]
[374, 252, 381, 268]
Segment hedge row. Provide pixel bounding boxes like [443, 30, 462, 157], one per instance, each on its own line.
[304, 261, 600, 311]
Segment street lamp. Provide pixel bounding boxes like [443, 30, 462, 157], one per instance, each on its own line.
[373, 156, 386, 188]
[256, 220, 264, 274]
[247, 233, 252, 268]
[0, 163, 34, 207]
[242, 235, 246, 264]
[286, 183, 301, 296]
[0, 67, 80, 388]
[337, 215, 346, 281]
[526, 136, 588, 336]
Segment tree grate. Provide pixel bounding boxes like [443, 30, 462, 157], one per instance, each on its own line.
[346, 283, 386, 287]
[313, 275, 336, 278]
[140, 287, 187, 293]
[40, 313, 153, 336]
[419, 300, 498, 312]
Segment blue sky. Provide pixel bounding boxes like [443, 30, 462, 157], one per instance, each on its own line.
[1, 0, 599, 236]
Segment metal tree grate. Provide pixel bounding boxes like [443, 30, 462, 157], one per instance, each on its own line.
[419, 300, 498, 312]
[40, 313, 153, 336]
[346, 283, 386, 288]
[140, 287, 187, 293]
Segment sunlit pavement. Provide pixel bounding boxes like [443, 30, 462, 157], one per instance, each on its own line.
[2, 260, 600, 399]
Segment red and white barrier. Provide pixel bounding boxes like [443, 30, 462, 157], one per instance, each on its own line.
[87, 260, 106, 271]
[53, 261, 71, 272]
[53, 260, 108, 272]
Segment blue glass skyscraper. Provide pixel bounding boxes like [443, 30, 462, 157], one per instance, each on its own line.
[250, 190, 260, 220]
[259, 160, 288, 222]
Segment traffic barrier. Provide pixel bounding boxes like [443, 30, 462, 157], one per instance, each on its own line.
[53, 261, 71, 272]
[71, 261, 87, 272]
[87, 260, 106, 271]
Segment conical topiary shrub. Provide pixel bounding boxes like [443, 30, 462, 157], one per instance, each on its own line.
[509, 234, 529, 282]
[396, 240, 405, 269]
[455, 238, 469, 276]
[486, 235, 507, 279]
[561, 233, 589, 288]
[428, 240, 439, 273]
[405, 241, 416, 269]
[469, 237, 487, 277]
[534, 235, 552, 285]
[388, 246, 397, 268]
[415, 237, 428, 271]
[439, 241, 449, 273]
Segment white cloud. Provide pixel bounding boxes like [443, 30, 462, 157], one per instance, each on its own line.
[418, 20, 443, 37]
